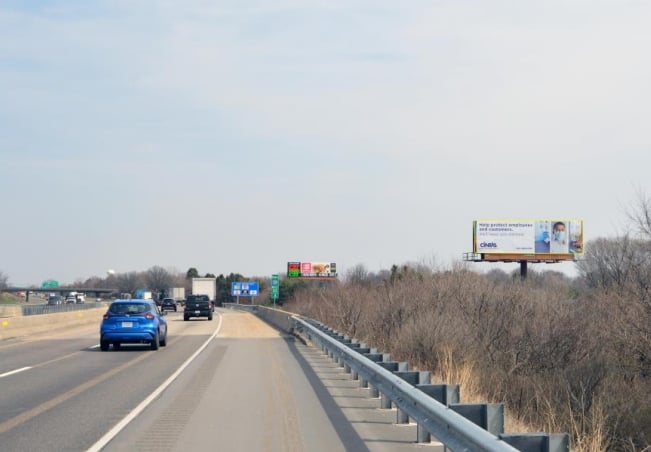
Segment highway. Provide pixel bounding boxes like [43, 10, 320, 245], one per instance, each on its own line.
[0, 308, 436, 452]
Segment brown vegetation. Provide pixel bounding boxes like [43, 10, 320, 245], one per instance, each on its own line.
[286, 261, 651, 451]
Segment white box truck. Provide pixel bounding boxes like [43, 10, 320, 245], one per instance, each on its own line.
[167, 287, 186, 301]
[191, 277, 216, 302]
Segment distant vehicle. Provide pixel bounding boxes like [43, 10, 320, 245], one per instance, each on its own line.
[47, 295, 63, 305]
[167, 287, 185, 302]
[64, 291, 85, 303]
[160, 298, 177, 312]
[184, 294, 213, 321]
[191, 277, 216, 306]
[134, 289, 153, 300]
[100, 299, 167, 351]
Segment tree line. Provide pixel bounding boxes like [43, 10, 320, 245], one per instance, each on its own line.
[277, 192, 651, 451]
[3, 192, 651, 448]
[62, 267, 251, 306]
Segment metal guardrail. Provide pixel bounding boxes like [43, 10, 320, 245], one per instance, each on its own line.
[296, 318, 570, 452]
[295, 317, 522, 452]
[21, 302, 106, 316]
[224, 304, 569, 451]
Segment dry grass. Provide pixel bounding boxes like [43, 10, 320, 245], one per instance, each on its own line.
[287, 265, 651, 450]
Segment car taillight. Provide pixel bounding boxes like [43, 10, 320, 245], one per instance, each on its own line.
[103, 312, 110, 319]
[144, 312, 155, 320]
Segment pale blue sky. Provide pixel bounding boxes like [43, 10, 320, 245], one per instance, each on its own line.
[2, 1, 650, 285]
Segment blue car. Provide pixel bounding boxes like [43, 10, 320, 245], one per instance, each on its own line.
[100, 299, 168, 351]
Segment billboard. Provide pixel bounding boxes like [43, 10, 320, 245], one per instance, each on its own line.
[473, 220, 584, 255]
[287, 262, 337, 278]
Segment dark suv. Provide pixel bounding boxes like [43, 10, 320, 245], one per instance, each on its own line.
[160, 297, 177, 312]
[184, 294, 213, 321]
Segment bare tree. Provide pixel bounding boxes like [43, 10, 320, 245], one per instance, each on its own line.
[116, 272, 143, 296]
[0, 270, 9, 290]
[344, 264, 371, 286]
[626, 186, 651, 239]
[168, 270, 188, 289]
[576, 237, 635, 289]
[145, 266, 173, 299]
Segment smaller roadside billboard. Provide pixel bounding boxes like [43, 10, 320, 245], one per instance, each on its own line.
[473, 220, 584, 255]
[231, 281, 259, 296]
[287, 262, 337, 278]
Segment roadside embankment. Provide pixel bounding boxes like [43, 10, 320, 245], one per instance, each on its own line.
[0, 306, 108, 340]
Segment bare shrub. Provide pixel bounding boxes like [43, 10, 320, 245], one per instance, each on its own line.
[287, 260, 650, 450]
[145, 266, 173, 299]
[116, 271, 143, 295]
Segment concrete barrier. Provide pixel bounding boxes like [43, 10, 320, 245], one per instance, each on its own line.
[0, 305, 22, 317]
[223, 304, 295, 333]
[0, 307, 107, 340]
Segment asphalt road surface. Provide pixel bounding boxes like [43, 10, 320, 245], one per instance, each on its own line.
[0, 308, 441, 452]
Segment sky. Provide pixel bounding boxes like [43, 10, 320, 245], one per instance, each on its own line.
[1, 0, 651, 286]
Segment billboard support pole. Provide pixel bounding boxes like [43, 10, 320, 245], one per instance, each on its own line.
[520, 261, 528, 280]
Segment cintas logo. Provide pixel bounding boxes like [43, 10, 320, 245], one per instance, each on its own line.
[479, 241, 498, 248]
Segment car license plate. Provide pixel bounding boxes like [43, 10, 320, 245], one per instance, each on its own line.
[195, 310, 201, 314]
[121, 321, 133, 328]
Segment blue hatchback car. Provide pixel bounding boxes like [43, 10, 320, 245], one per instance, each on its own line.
[100, 299, 168, 351]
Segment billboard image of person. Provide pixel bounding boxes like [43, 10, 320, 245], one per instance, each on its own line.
[534, 221, 551, 253]
[550, 221, 569, 253]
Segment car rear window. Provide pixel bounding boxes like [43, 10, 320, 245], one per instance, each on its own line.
[187, 295, 209, 302]
[109, 303, 149, 315]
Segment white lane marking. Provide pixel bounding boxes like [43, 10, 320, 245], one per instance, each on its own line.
[89, 344, 100, 349]
[0, 367, 32, 379]
[87, 314, 223, 452]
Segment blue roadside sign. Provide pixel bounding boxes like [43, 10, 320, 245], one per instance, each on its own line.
[231, 281, 259, 296]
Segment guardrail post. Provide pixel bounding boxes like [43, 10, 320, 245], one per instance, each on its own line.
[364, 353, 390, 397]
[499, 433, 570, 452]
[416, 384, 460, 443]
[380, 391, 392, 409]
[449, 403, 504, 436]
[364, 353, 386, 362]
[337, 337, 351, 367]
[376, 362, 409, 409]
[393, 371, 432, 424]
[417, 383, 460, 405]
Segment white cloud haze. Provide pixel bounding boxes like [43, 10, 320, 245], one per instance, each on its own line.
[1, 1, 650, 284]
